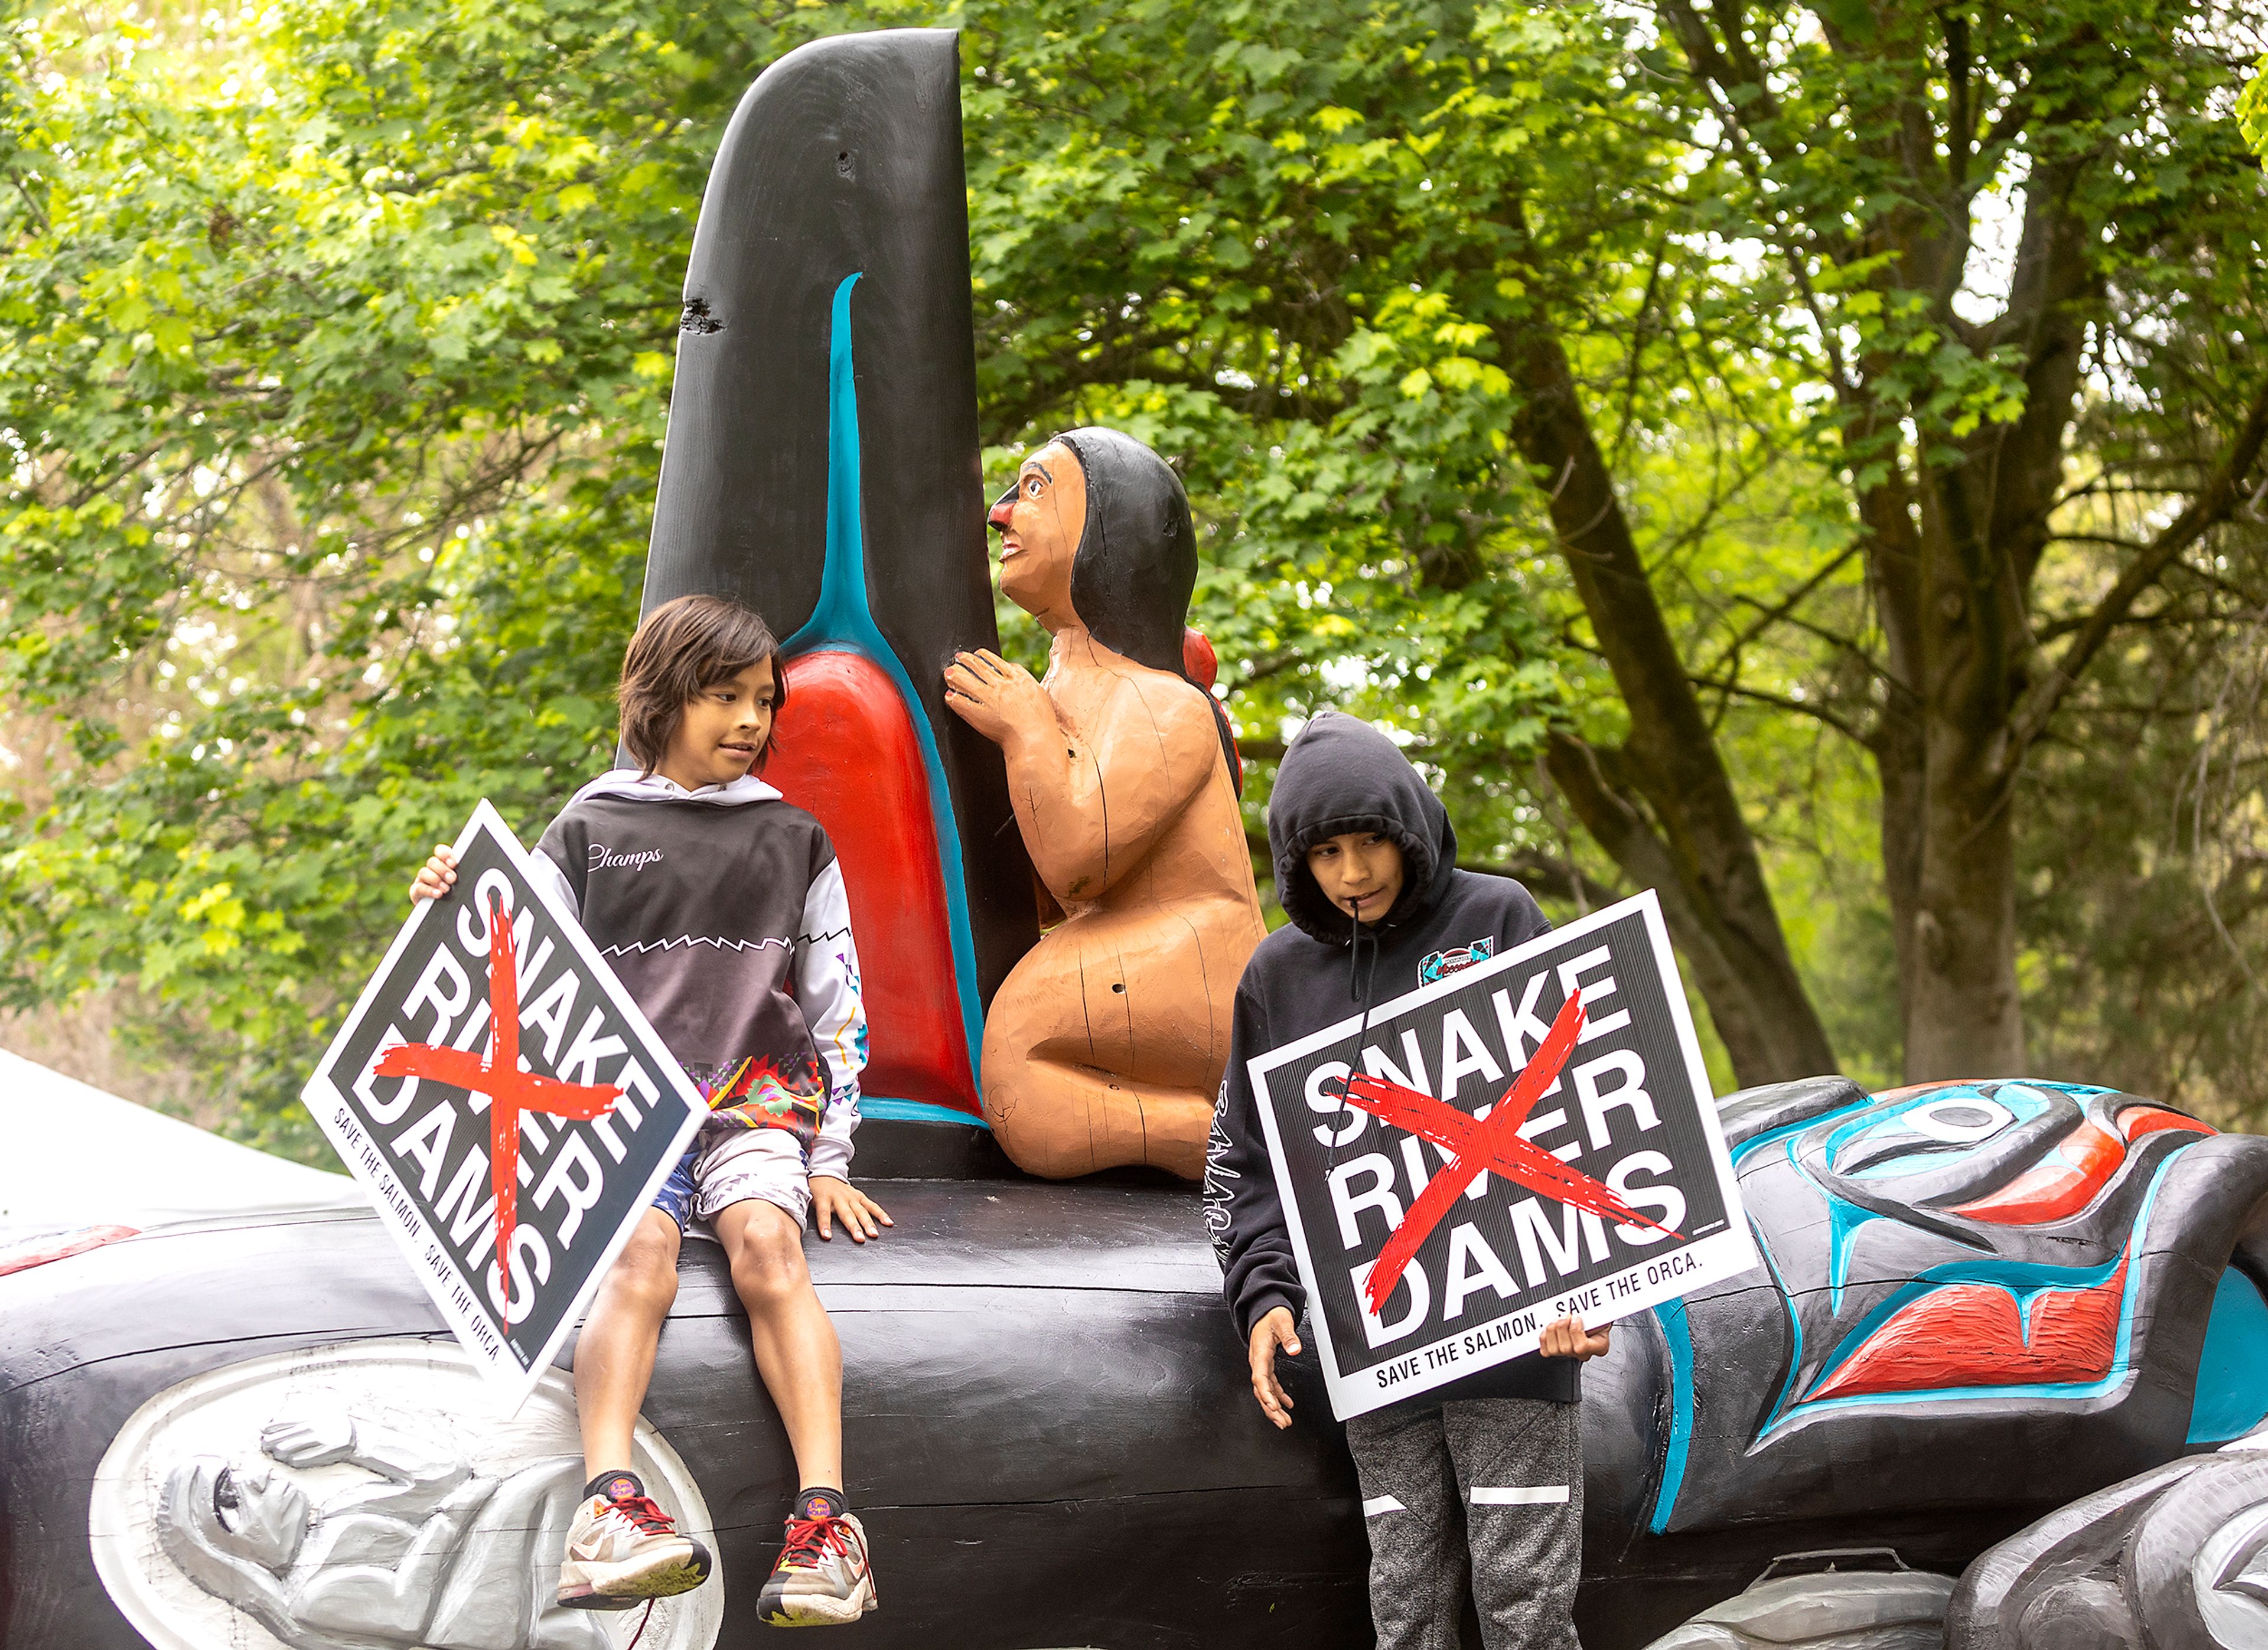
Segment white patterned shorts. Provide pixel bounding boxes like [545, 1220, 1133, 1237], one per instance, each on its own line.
[650, 1124, 809, 1231]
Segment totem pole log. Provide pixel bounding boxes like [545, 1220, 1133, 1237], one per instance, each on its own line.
[1615, 1075, 2268, 1647]
[15, 1074, 2268, 1649]
[1944, 1436, 2268, 1649]
[943, 430, 1266, 1181]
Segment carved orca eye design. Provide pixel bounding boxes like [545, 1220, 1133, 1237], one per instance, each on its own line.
[1827, 1084, 2041, 1181]
[1903, 1098, 2013, 1142]
[213, 1466, 240, 1525]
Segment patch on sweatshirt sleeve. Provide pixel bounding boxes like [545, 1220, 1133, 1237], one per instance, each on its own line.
[1417, 937, 1494, 986]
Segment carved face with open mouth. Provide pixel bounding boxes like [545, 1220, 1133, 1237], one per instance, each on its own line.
[988, 441, 1084, 631]
[1759, 1082, 2224, 1418]
[1641, 1077, 2268, 1540]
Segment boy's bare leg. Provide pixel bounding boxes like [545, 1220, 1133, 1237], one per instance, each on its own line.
[713, 1197, 843, 1489]
[575, 1207, 683, 1479]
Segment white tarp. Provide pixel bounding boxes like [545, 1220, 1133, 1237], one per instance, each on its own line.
[0, 1048, 356, 1235]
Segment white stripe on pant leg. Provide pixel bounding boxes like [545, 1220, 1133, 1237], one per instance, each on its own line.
[1362, 1495, 1406, 1517]
[1468, 1486, 1569, 1505]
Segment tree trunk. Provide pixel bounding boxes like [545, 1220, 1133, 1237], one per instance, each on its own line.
[1500, 305, 1837, 1087]
[1633, 0, 2268, 1087]
[1888, 146, 2093, 1079]
[1901, 467, 2030, 1076]
[1855, 455, 1930, 1057]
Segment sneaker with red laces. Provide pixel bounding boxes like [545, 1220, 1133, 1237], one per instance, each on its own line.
[556, 1482, 712, 1609]
[757, 1508, 877, 1625]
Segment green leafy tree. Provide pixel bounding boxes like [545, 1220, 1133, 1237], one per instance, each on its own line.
[0, 0, 859, 1147]
[961, 0, 2268, 1083]
[5, 0, 2264, 1160]
[964, 0, 1840, 1085]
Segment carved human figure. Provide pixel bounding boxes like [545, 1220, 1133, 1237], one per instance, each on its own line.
[155, 1413, 606, 1650]
[944, 428, 1265, 1179]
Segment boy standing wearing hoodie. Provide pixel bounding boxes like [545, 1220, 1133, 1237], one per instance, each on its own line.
[1205, 710, 1611, 1650]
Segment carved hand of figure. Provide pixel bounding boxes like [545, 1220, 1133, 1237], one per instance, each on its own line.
[260, 1416, 357, 1470]
[943, 649, 1053, 750]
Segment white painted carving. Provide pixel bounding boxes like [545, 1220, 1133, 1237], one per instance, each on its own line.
[89, 1339, 721, 1650]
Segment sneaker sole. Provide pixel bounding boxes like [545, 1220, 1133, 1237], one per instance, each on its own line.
[556, 1587, 645, 1612]
[560, 1548, 713, 1605]
[759, 1574, 876, 1626]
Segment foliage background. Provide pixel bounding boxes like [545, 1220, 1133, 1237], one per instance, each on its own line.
[4, 0, 2264, 1161]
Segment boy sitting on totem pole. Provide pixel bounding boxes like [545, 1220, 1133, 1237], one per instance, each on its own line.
[1207, 710, 1612, 1650]
[412, 594, 891, 1625]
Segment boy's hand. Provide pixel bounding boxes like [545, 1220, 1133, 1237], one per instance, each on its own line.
[1539, 1315, 1612, 1361]
[810, 1176, 892, 1243]
[409, 845, 458, 905]
[1247, 1306, 1302, 1429]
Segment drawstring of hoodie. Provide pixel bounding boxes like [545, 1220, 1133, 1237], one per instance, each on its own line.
[1328, 898, 1384, 1169]
[1348, 898, 1379, 1008]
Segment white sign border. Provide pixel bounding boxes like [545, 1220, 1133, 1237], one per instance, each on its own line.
[301, 798, 709, 1413]
[1247, 888, 1758, 1420]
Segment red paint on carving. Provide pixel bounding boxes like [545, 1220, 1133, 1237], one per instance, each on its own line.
[1869, 1082, 1941, 1103]
[1182, 628, 1218, 690]
[1806, 1254, 2129, 1401]
[0, 1224, 139, 1278]
[764, 648, 979, 1117]
[2116, 1105, 2212, 1143]
[375, 896, 621, 1281]
[1181, 627, 1243, 779]
[1342, 992, 1681, 1315]
[1952, 1121, 2126, 1225]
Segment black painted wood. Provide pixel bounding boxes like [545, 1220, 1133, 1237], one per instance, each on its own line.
[1, 1183, 1371, 1650]
[641, 27, 1034, 1010]
[13, 1111, 2268, 1648]
[0, 1176, 1754, 1650]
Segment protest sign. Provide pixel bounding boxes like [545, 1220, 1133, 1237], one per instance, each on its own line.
[303, 800, 707, 1406]
[1248, 889, 1755, 1420]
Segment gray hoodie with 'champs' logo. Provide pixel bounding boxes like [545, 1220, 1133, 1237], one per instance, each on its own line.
[1203, 710, 1574, 1406]
[530, 768, 865, 1182]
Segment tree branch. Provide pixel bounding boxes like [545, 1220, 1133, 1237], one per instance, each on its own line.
[1461, 848, 1623, 911]
[2009, 369, 2268, 758]
[1690, 542, 1865, 683]
[1686, 675, 1872, 743]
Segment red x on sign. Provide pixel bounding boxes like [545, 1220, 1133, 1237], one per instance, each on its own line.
[1342, 989, 1681, 1316]
[374, 898, 622, 1284]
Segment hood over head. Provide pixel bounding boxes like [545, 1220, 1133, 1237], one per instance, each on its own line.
[1267, 710, 1458, 945]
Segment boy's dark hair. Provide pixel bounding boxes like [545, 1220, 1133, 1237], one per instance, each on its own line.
[618, 594, 787, 774]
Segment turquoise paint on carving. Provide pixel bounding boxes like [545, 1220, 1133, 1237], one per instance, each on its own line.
[784, 272, 990, 1121]
[1647, 1297, 1697, 1534]
[2188, 1267, 2268, 1445]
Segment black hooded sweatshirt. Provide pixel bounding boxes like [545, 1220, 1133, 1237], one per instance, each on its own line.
[1203, 710, 1576, 1406]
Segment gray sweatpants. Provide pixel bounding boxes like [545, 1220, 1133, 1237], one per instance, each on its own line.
[1344, 1396, 1583, 1650]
